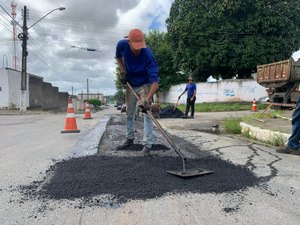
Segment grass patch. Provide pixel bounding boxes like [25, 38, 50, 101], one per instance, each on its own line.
[268, 133, 286, 147]
[223, 118, 242, 134]
[221, 110, 284, 136]
[162, 102, 269, 113]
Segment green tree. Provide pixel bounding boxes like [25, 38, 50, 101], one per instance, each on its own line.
[87, 98, 102, 110]
[146, 30, 180, 90]
[88, 99, 101, 106]
[114, 66, 125, 104]
[166, 0, 300, 81]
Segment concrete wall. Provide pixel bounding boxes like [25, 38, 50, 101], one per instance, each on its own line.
[161, 79, 267, 104]
[0, 69, 9, 107]
[73, 98, 85, 112]
[41, 82, 57, 110]
[78, 93, 104, 102]
[59, 93, 69, 112]
[0, 69, 29, 109]
[0, 68, 68, 111]
[29, 75, 43, 109]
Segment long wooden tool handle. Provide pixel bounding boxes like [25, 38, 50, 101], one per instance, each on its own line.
[173, 100, 179, 111]
[146, 110, 186, 159]
[259, 103, 273, 117]
[126, 82, 186, 160]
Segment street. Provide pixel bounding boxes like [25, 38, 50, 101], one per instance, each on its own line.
[0, 107, 299, 225]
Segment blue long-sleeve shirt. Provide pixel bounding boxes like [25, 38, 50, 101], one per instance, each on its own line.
[115, 39, 159, 87]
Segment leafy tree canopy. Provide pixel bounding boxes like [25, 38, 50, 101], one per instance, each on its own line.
[145, 30, 182, 90]
[166, 0, 300, 81]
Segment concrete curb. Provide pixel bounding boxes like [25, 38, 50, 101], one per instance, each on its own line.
[276, 113, 292, 121]
[240, 122, 290, 144]
[67, 116, 111, 159]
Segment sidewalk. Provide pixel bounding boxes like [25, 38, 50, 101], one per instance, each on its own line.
[240, 110, 292, 144]
[157, 110, 293, 146]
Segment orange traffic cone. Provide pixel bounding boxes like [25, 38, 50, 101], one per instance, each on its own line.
[252, 98, 257, 112]
[83, 102, 92, 119]
[61, 98, 80, 133]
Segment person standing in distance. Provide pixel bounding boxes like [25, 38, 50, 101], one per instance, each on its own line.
[178, 76, 197, 118]
[115, 28, 159, 156]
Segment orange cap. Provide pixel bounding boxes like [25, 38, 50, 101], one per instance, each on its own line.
[127, 28, 146, 50]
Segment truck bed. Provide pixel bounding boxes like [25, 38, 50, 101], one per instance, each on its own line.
[257, 58, 300, 86]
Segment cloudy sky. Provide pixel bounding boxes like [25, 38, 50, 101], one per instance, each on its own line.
[1, 0, 300, 96]
[0, 0, 173, 95]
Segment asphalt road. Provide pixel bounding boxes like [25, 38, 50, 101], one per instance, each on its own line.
[0, 107, 299, 225]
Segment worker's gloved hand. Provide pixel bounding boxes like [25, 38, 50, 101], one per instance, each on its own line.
[139, 100, 150, 113]
[120, 71, 127, 84]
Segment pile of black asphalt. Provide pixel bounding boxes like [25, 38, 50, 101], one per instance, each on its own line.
[19, 114, 262, 207]
[159, 105, 184, 118]
[22, 155, 260, 205]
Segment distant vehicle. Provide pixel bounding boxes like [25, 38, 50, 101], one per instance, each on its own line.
[115, 102, 122, 107]
[257, 58, 300, 104]
[258, 96, 270, 103]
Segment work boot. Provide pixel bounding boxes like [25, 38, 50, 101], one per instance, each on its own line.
[276, 147, 300, 155]
[116, 139, 133, 150]
[140, 145, 151, 156]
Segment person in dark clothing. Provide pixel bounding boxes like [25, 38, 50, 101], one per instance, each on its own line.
[277, 94, 300, 155]
[178, 76, 197, 118]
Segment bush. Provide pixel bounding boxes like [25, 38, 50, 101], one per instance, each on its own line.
[87, 99, 102, 110]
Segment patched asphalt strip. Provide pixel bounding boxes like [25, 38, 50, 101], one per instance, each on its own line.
[21, 155, 260, 204]
[117, 143, 169, 151]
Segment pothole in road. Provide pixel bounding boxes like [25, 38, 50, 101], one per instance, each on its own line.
[20, 155, 260, 207]
[19, 114, 262, 209]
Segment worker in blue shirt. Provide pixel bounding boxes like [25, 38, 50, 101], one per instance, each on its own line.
[178, 76, 197, 118]
[115, 28, 159, 156]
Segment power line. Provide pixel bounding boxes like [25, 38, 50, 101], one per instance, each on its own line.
[28, 37, 68, 73]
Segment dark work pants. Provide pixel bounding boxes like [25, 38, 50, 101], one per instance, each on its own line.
[185, 97, 196, 116]
[287, 94, 300, 150]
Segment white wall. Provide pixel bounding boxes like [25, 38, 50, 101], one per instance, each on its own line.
[0, 69, 9, 107]
[0, 69, 29, 109]
[161, 79, 267, 104]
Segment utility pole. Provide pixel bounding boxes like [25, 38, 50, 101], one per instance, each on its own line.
[0, 5, 65, 111]
[19, 5, 28, 111]
[87, 78, 89, 100]
[11, 1, 17, 70]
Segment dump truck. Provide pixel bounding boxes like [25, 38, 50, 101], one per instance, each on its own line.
[257, 58, 300, 104]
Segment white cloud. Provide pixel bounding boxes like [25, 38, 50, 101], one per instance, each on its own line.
[0, 0, 173, 95]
